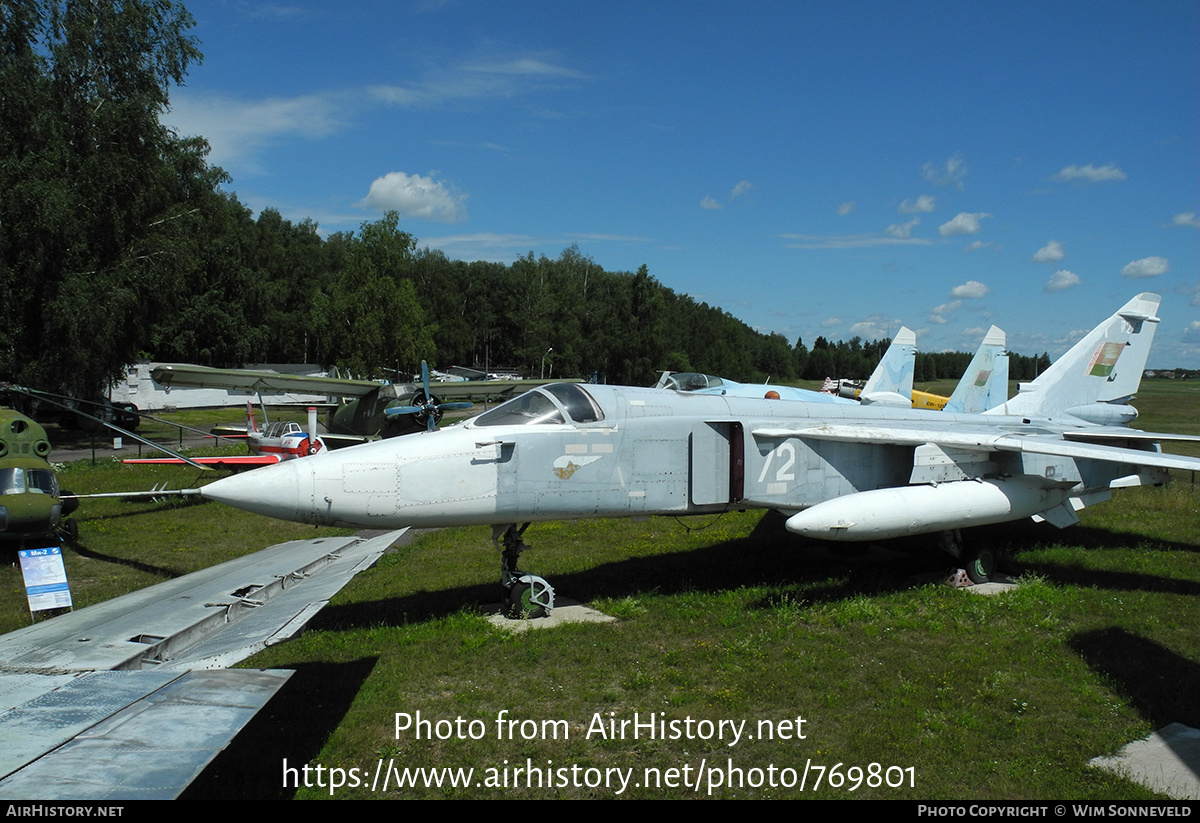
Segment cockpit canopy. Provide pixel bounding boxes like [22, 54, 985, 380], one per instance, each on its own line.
[659, 372, 726, 392]
[474, 383, 603, 427]
[262, 421, 303, 438]
[0, 467, 59, 496]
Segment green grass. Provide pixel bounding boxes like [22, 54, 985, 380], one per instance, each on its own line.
[4, 381, 1196, 799]
[0, 456, 352, 632]
[186, 489, 1196, 799]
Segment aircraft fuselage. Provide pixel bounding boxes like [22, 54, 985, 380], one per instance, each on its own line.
[199, 383, 1149, 539]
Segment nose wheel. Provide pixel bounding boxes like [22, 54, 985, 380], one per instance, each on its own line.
[507, 575, 554, 619]
[493, 523, 556, 618]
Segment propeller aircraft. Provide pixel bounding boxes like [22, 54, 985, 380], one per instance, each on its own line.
[150, 362, 559, 444]
[195, 294, 1200, 617]
[124, 363, 474, 470]
[123, 405, 329, 469]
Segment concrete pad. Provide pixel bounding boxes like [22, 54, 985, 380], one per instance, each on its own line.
[964, 579, 1019, 596]
[1090, 723, 1200, 799]
[485, 597, 616, 633]
[911, 569, 1020, 595]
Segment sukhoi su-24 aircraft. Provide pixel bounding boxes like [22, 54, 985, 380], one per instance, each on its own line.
[198, 293, 1200, 615]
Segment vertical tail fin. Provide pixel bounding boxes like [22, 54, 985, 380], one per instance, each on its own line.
[859, 327, 917, 406]
[944, 326, 1009, 413]
[984, 293, 1159, 423]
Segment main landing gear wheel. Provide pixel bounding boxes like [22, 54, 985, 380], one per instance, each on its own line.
[493, 523, 556, 619]
[938, 528, 997, 584]
[963, 545, 997, 584]
[58, 518, 79, 542]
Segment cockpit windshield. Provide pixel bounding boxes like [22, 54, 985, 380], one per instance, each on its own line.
[474, 384, 604, 427]
[262, 421, 301, 438]
[0, 468, 58, 496]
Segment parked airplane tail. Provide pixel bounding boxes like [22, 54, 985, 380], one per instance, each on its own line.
[984, 293, 1159, 424]
[858, 326, 917, 407]
[944, 326, 1009, 413]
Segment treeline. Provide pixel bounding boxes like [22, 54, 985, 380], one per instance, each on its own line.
[0, 0, 1045, 398]
[128, 201, 1050, 387]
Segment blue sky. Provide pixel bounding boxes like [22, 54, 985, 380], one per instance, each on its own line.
[164, 0, 1199, 369]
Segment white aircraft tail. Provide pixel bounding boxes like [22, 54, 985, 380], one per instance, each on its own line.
[859, 327, 917, 407]
[984, 293, 1160, 424]
[944, 326, 1009, 413]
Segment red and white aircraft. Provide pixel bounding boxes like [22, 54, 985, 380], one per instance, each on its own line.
[124, 405, 326, 469]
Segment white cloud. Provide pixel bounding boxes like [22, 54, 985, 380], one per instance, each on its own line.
[898, 195, 935, 214]
[1182, 320, 1200, 345]
[885, 218, 920, 239]
[358, 171, 467, 223]
[928, 300, 962, 324]
[1032, 240, 1064, 263]
[922, 154, 967, 188]
[1172, 212, 1200, 228]
[1120, 256, 1169, 278]
[780, 233, 931, 249]
[1044, 270, 1082, 293]
[702, 181, 753, 210]
[965, 240, 998, 251]
[567, 233, 652, 243]
[370, 55, 584, 108]
[821, 317, 842, 328]
[938, 212, 991, 236]
[846, 316, 904, 338]
[951, 281, 990, 299]
[1051, 164, 1127, 182]
[837, 201, 855, 216]
[164, 92, 347, 172]
[1180, 283, 1200, 307]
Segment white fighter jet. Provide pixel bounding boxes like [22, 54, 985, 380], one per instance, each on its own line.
[197, 294, 1200, 615]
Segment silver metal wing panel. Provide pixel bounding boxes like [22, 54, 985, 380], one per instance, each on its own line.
[0, 669, 289, 799]
[0, 528, 406, 799]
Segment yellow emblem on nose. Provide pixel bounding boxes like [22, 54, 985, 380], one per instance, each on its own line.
[552, 454, 601, 479]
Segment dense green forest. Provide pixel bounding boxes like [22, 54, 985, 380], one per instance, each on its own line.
[1, 0, 1049, 398]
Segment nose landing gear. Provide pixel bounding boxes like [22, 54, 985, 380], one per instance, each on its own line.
[492, 523, 555, 618]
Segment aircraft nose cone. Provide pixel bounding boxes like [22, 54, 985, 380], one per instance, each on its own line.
[201, 461, 303, 522]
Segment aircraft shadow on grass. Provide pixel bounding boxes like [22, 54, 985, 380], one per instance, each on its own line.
[181, 657, 380, 800]
[304, 509, 1197, 633]
[1070, 627, 1200, 730]
[64, 538, 185, 580]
